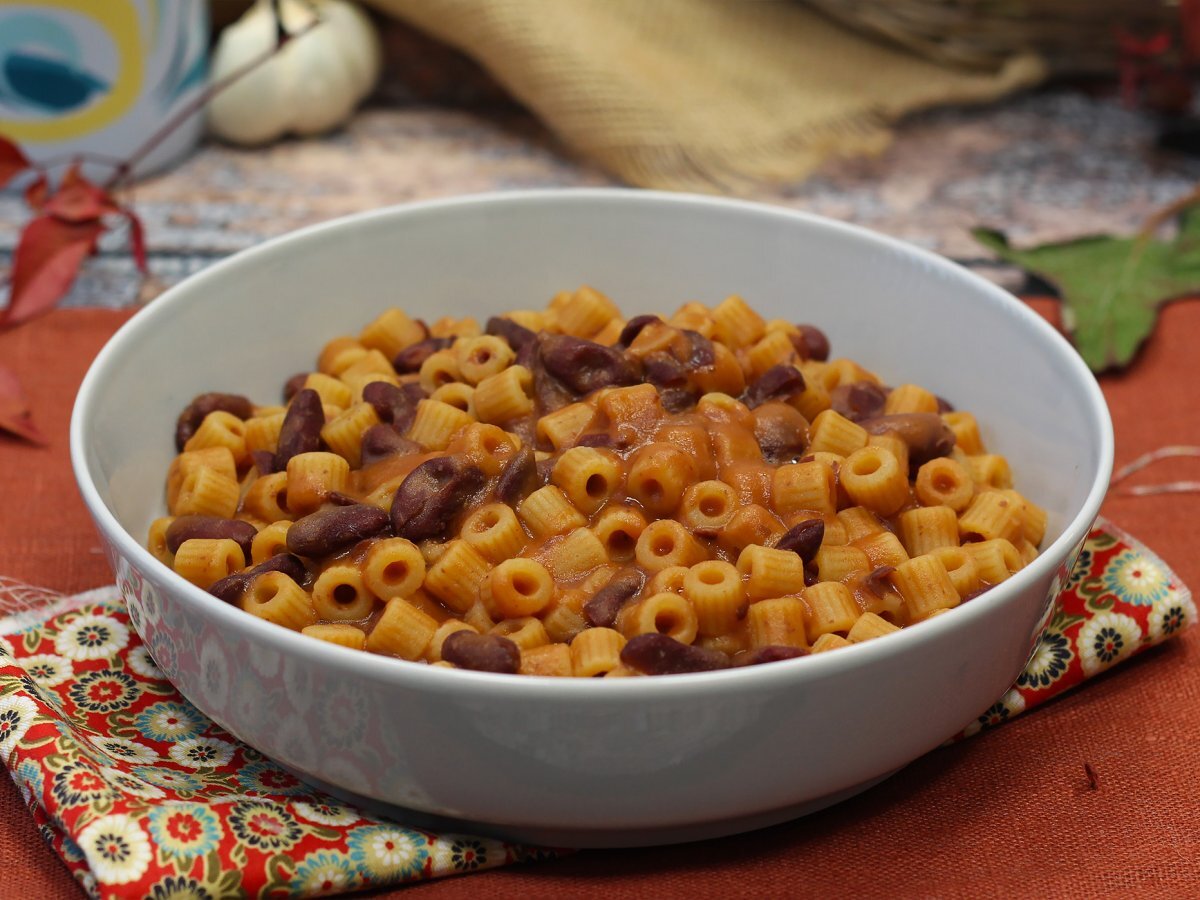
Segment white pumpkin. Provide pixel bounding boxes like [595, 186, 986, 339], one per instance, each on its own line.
[207, 0, 382, 145]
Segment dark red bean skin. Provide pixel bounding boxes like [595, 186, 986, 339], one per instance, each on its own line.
[362, 381, 427, 433]
[733, 645, 808, 666]
[642, 352, 687, 388]
[775, 518, 825, 564]
[441, 631, 520, 674]
[743, 365, 805, 409]
[486, 316, 538, 356]
[538, 335, 640, 397]
[830, 382, 888, 422]
[359, 424, 423, 467]
[529, 351, 576, 414]
[753, 401, 810, 464]
[208, 573, 250, 604]
[287, 504, 390, 558]
[681, 330, 716, 368]
[393, 337, 454, 374]
[863, 565, 896, 597]
[495, 445, 540, 506]
[282, 373, 309, 403]
[793, 325, 830, 362]
[390, 457, 485, 542]
[166, 516, 258, 560]
[207, 553, 307, 603]
[804, 562, 819, 587]
[174, 392, 254, 451]
[251, 449, 277, 475]
[274, 389, 325, 470]
[616, 315, 663, 348]
[620, 633, 732, 675]
[660, 387, 699, 413]
[860, 413, 956, 466]
[584, 570, 645, 628]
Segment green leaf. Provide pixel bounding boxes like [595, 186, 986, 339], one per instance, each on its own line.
[972, 223, 1200, 372]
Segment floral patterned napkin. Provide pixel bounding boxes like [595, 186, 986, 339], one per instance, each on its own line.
[0, 518, 1192, 899]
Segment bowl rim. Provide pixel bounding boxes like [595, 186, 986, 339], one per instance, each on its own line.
[70, 187, 1114, 700]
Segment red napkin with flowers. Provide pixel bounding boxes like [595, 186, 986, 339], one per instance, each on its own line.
[0, 518, 1191, 899]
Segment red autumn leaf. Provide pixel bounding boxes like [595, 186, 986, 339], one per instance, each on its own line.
[125, 209, 148, 275]
[1115, 29, 1172, 58]
[1, 214, 104, 328]
[42, 163, 121, 223]
[0, 364, 47, 445]
[0, 135, 30, 188]
[24, 173, 48, 211]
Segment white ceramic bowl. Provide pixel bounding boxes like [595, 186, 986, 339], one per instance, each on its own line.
[71, 190, 1112, 847]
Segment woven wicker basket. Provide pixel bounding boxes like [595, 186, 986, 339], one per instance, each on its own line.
[804, 0, 1180, 73]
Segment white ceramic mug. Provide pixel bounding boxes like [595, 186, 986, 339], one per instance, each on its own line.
[0, 1, 209, 181]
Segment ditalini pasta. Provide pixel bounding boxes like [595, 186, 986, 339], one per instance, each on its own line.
[155, 287, 1046, 676]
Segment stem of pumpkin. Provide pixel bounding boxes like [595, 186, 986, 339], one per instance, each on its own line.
[103, 3, 323, 192]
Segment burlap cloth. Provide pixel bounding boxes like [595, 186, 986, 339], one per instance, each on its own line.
[1, 300, 1198, 896]
[363, 0, 1045, 190]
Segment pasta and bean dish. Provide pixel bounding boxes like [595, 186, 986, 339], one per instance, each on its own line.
[149, 288, 1045, 676]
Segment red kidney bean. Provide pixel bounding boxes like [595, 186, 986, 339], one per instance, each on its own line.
[804, 561, 819, 587]
[774, 517, 825, 564]
[362, 381, 401, 421]
[527, 349, 576, 413]
[743, 364, 805, 409]
[362, 381, 427, 433]
[732, 645, 807, 666]
[584, 569, 645, 628]
[752, 401, 810, 464]
[274, 389, 325, 470]
[495, 445, 540, 506]
[621, 633, 732, 675]
[207, 553, 307, 603]
[642, 351, 687, 387]
[792, 325, 830, 361]
[166, 516, 258, 559]
[441, 631, 520, 674]
[936, 395, 955, 414]
[287, 504, 390, 558]
[207, 572, 250, 604]
[282, 373, 309, 403]
[485, 316, 538, 356]
[174, 392, 254, 450]
[390, 457, 485, 542]
[862, 565, 896, 596]
[681, 330, 716, 368]
[830, 382, 888, 422]
[360, 424, 422, 467]
[392, 337, 454, 374]
[859, 413, 955, 465]
[660, 387, 699, 413]
[616, 314, 663, 348]
[251, 449, 277, 475]
[326, 491, 360, 506]
[539, 334, 640, 397]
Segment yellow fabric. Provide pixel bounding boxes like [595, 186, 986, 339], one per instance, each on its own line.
[363, 0, 1045, 191]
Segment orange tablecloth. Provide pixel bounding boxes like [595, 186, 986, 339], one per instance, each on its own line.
[1, 303, 1197, 898]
